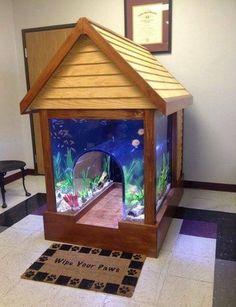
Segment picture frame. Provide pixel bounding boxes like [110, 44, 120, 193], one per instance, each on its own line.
[124, 0, 172, 53]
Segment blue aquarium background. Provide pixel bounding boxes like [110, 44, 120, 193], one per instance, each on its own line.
[155, 112, 171, 211]
[49, 119, 144, 220]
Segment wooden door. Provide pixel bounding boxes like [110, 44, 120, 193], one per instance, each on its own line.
[23, 25, 74, 173]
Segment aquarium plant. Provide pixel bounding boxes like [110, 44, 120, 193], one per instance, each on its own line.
[157, 153, 170, 199]
[76, 154, 112, 205]
[123, 158, 144, 218]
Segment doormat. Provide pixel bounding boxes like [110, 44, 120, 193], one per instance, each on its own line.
[21, 243, 146, 297]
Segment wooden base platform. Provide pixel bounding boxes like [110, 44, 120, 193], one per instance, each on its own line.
[43, 186, 183, 257]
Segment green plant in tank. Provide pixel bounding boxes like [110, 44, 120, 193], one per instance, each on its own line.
[64, 148, 74, 188]
[123, 159, 144, 208]
[125, 187, 144, 208]
[90, 175, 100, 191]
[157, 153, 169, 197]
[103, 155, 110, 178]
[55, 148, 75, 193]
[80, 168, 91, 190]
[79, 188, 89, 203]
[53, 152, 63, 185]
[123, 159, 142, 186]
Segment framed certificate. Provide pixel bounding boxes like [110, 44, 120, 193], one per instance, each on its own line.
[124, 0, 172, 53]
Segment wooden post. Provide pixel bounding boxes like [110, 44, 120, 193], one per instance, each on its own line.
[39, 110, 56, 211]
[171, 112, 178, 187]
[144, 110, 156, 224]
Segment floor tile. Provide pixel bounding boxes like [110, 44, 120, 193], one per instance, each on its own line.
[214, 259, 236, 286]
[103, 295, 138, 307]
[213, 284, 236, 307]
[132, 269, 161, 305]
[216, 235, 236, 261]
[17, 230, 51, 254]
[174, 234, 216, 259]
[180, 219, 217, 239]
[0, 272, 20, 297]
[180, 189, 236, 213]
[1, 279, 60, 307]
[11, 214, 44, 232]
[0, 249, 42, 276]
[157, 275, 213, 307]
[0, 193, 46, 227]
[168, 252, 215, 282]
[0, 225, 8, 233]
[143, 248, 172, 274]
[46, 285, 106, 307]
[0, 227, 34, 247]
[0, 244, 14, 260]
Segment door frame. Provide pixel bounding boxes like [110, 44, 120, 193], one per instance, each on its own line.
[21, 22, 76, 173]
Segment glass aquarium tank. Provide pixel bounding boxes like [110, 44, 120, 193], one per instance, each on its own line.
[155, 112, 171, 212]
[49, 119, 144, 221]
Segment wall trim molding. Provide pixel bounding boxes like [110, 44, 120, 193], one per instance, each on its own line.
[184, 180, 236, 193]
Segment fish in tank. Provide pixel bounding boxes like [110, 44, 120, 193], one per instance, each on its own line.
[50, 119, 145, 221]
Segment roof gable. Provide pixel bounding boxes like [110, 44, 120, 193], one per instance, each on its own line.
[20, 17, 192, 115]
[31, 35, 155, 110]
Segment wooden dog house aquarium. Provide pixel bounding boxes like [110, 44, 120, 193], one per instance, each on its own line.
[20, 18, 192, 257]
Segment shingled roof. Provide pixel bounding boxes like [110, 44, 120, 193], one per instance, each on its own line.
[20, 17, 192, 115]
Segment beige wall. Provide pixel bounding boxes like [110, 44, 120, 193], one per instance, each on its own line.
[0, 0, 235, 184]
[158, 0, 236, 184]
[0, 0, 29, 162]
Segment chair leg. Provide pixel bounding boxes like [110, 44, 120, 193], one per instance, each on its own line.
[0, 172, 7, 208]
[20, 168, 31, 197]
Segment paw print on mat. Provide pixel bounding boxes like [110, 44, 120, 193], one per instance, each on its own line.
[94, 282, 105, 289]
[46, 274, 57, 282]
[91, 248, 100, 254]
[38, 256, 48, 262]
[118, 285, 130, 294]
[24, 270, 35, 278]
[127, 268, 137, 276]
[111, 251, 121, 257]
[51, 243, 61, 249]
[69, 278, 80, 286]
[132, 254, 142, 260]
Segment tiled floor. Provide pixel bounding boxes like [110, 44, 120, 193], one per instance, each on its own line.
[0, 176, 235, 307]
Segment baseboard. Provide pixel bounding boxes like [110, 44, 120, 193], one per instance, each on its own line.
[4, 168, 36, 185]
[184, 180, 236, 192]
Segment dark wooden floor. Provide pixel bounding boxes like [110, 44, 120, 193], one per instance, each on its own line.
[77, 186, 123, 228]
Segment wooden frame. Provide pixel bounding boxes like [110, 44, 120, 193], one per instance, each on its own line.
[125, 0, 172, 53]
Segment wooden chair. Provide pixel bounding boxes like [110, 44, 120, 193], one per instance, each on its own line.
[0, 160, 31, 208]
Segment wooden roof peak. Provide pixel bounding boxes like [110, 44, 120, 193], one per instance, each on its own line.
[20, 17, 192, 115]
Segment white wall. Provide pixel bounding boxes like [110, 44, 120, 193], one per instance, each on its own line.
[2, 0, 235, 184]
[0, 0, 29, 161]
[158, 0, 236, 184]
